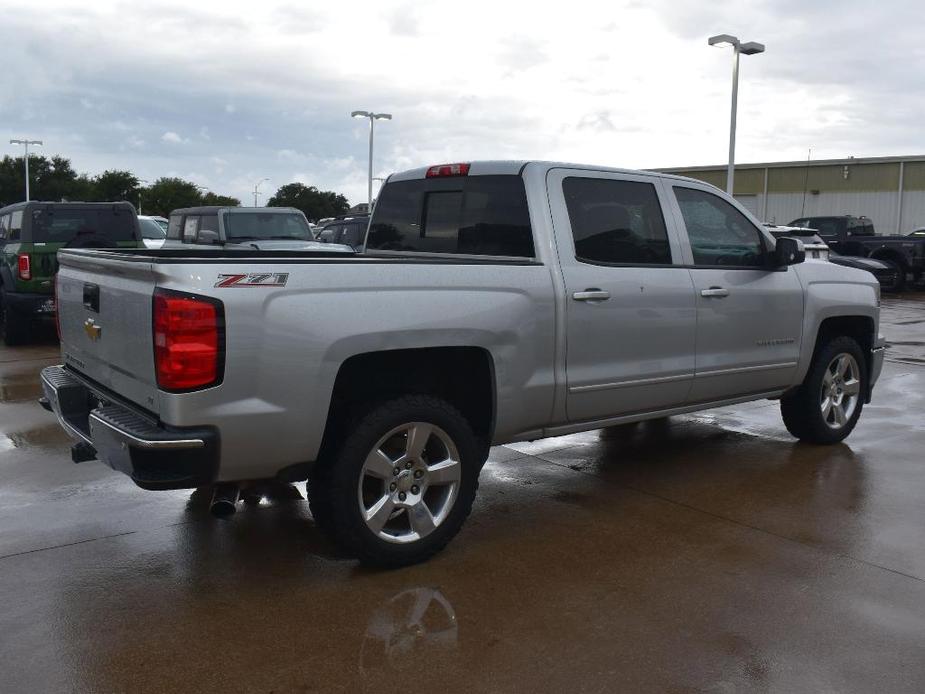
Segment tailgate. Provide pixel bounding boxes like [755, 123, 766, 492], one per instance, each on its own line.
[56, 251, 161, 414]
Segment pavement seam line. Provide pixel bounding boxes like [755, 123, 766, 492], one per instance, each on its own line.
[0, 530, 137, 562]
[533, 452, 925, 585]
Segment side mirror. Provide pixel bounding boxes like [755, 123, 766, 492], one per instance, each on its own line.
[773, 236, 805, 267]
[198, 229, 221, 245]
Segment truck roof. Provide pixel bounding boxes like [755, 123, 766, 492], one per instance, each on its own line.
[387, 160, 708, 187]
[171, 206, 303, 215]
[0, 200, 137, 214]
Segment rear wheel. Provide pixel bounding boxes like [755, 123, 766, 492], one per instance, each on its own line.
[0, 286, 29, 346]
[308, 395, 482, 567]
[780, 336, 867, 444]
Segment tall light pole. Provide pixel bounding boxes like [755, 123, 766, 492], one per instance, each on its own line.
[9, 138, 43, 202]
[707, 35, 765, 194]
[351, 111, 392, 208]
[253, 177, 269, 207]
[138, 179, 149, 214]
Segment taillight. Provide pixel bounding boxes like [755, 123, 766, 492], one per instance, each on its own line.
[153, 289, 224, 392]
[426, 163, 470, 178]
[17, 254, 31, 280]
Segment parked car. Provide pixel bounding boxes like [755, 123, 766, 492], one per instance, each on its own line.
[164, 206, 353, 253]
[767, 225, 900, 291]
[908, 228, 925, 237]
[42, 161, 884, 567]
[788, 215, 925, 290]
[0, 201, 142, 345]
[315, 214, 370, 251]
[138, 215, 167, 249]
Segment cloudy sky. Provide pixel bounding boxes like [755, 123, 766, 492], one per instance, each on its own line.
[3, 0, 923, 205]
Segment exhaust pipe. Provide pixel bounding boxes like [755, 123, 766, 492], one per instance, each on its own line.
[210, 483, 240, 518]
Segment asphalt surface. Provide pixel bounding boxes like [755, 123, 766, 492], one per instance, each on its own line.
[2, 297, 925, 693]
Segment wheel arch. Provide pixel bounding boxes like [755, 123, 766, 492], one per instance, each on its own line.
[318, 346, 496, 464]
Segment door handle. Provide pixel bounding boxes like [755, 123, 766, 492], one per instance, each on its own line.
[572, 289, 610, 302]
[700, 287, 729, 298]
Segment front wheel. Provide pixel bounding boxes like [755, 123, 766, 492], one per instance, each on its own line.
[780, 336, 867, 444]
[308, 395, 483, 567]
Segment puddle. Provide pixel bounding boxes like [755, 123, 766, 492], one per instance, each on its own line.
[0, 424, 71, 452]
[0, 382, 43, 403]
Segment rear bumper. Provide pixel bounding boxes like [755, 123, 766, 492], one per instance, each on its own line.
[5, 290, 55, 318]
[40, 365, 219, 490]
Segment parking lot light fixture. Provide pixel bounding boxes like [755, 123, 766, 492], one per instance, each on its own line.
[253, 178, 269, 207]
[352, 111, 392, 207]
[707, 34, 765, 194]
[9, 138, 43, 202]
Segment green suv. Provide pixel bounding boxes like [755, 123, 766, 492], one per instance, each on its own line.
[0, 201, 143, 345]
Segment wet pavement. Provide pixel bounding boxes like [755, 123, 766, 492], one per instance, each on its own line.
[2, 298, 925, 693]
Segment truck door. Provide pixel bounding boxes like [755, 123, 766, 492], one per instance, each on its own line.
[666, 184, 804, 402]
[547, 169, 697, 423]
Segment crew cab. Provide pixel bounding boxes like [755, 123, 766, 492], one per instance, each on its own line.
[41, 161, 885, 567]
[788, 215, 925, 290]
[166, 206, 353, 253]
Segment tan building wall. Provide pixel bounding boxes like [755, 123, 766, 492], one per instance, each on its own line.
[660, 155, 925, 232]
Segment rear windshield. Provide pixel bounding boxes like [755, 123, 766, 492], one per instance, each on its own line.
[30, 208, 137, 243]
[367, 175, 534, 257]
[223, 212, 312, 241]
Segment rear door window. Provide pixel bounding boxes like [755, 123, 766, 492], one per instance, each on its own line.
[0, 214, 9, 241]
[367, 175, 534, 257]
[563, 177, 672, 265]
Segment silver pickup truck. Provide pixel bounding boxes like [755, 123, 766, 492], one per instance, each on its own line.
[41, 160, 885, 567]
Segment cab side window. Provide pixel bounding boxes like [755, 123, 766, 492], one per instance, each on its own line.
[167, 215, 183, 240]
[0, 214, 9, 242]
[9, 211, 23, 241]
[673, 187, 765, 267]
[563, 177, 672, 265]
[182, 216, 200, 243]
[196, 214, 219, 243]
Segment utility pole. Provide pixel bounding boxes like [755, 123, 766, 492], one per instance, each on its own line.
[253, 178, 269, 207]
[9, 138, 43, 201]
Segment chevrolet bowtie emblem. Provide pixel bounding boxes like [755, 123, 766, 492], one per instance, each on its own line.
[83, 318, 102, 341]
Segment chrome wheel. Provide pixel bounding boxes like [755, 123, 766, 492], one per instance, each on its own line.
[357, 422, 461, 544]
[820, 353, 861, 430]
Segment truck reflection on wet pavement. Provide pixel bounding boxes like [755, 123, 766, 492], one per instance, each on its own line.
[1, 297, 925, 692]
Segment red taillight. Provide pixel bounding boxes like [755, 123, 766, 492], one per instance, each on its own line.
[426, 163, 470, 178]
[153, 289, 223, 392]
[17, 254, 31, 280]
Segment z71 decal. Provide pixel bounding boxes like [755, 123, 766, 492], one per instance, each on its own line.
[214, 273, 290, 288]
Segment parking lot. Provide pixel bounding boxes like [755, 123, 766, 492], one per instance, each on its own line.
[0, 296, 923, 693]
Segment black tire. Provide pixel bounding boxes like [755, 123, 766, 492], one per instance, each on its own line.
[308, 395, 482, 568]
[0, 286, 29, 346]
[877, 259, 905, 292]
[780, 335, 867, 444]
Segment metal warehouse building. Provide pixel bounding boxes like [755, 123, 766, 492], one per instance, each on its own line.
[660, 154, 925, 234]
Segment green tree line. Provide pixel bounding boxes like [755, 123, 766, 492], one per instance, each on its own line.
[0, 154, 350, 220]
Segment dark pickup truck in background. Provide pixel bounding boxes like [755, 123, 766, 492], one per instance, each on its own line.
[788, 215, 925, 290]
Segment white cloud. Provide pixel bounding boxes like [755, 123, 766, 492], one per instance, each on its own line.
[2, 0, 923, 206]
[161, 131, 188, 144]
